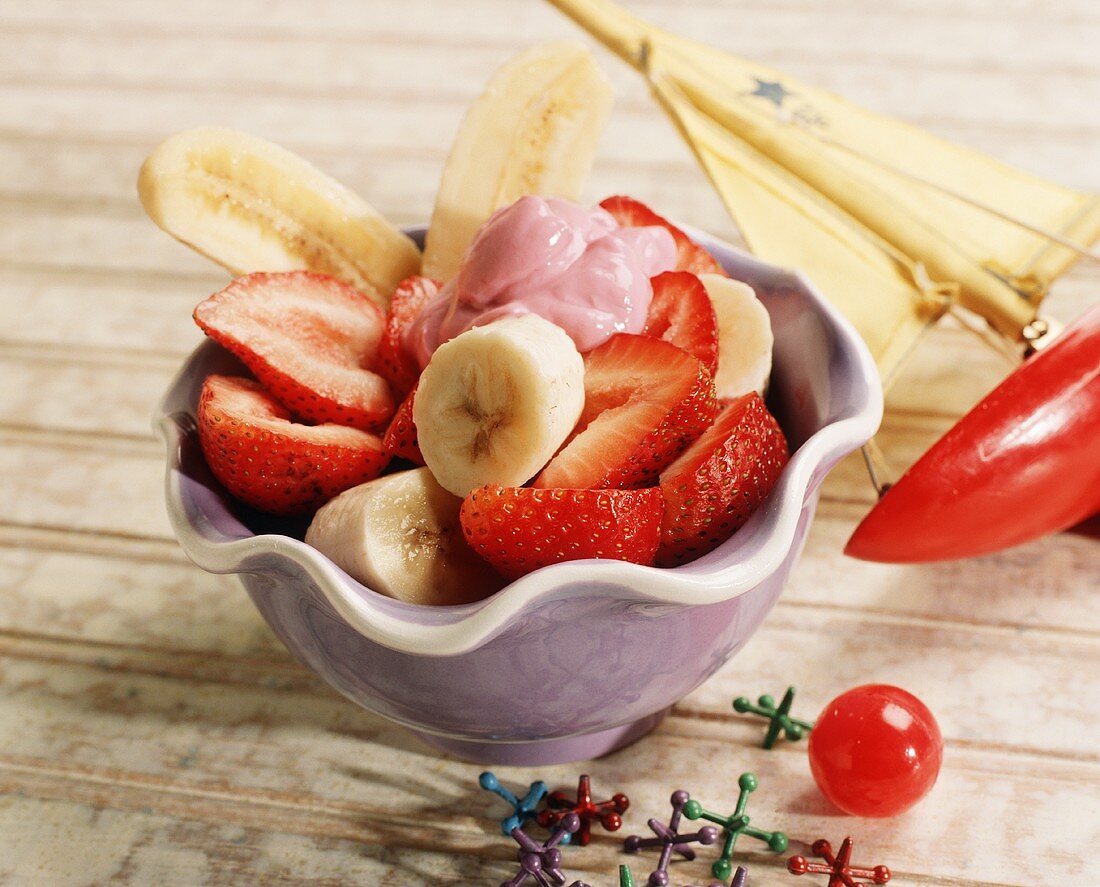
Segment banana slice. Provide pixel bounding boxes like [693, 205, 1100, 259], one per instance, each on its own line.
[305, 467, 503, 605]
[421, 42, 614, 281]
[413, 315, 585, 497]
[700, 273, 775, 398]
[138, 127, 421, 306]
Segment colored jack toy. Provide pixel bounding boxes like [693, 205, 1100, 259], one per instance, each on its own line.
[502, 812, 581, 887]
[683, 773, 789, 880]
[722, 866, 749, 887]
[624, 790, 720, 886]
[623, 866, 748, 887]
[537, 774, 629, 847]
[480, 771, 549, 836]
[787, 838, 890, 886]
[691, 867, 749, 887]
[733, 687, 813, 749]
[676, 864, 749, 887]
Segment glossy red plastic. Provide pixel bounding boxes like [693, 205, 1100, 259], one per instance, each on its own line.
[808, 685, 942, 818]
[788, 837, 891, 885]
[538, 774, 629, 847]
[846, 303, 1100, 562]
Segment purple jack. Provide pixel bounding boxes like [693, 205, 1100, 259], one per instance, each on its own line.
[501, 812, 580, 887]
[624, 790, 721, 886]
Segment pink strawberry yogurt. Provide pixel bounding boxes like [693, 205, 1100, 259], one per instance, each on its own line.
[406, 195, 676, 367]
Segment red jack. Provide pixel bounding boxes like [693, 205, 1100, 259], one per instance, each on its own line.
[788, 838, 890, 886]
[537, 774, 629, 846]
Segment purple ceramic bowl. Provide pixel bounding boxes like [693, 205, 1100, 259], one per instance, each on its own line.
[155, 224, 881, 765]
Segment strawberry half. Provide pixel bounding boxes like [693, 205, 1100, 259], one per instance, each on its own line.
[376, 275, 440, 396]
[535, 334, 717, 490]
[382, 385, 425, 465]
[644, 271, 719, 376]
[197, 374, 390, 516]
[194, 271, 394, 431]
[600, 195, 728, 277]
[460, 485, 663, 580]
[657, 393, 789, 566]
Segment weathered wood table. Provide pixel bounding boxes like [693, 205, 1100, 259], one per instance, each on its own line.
[1, 1, 1097, 883]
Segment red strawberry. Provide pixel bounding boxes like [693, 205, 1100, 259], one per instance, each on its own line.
[644, 271, 719, 376]
[194, 271, 394, 431]
[197, 374, 389, 516]
[382, 386, 424, 465]
[459, 485, 663, 580]
[376, 275, 440, 395]
[535, 334, 717, 490]
[657, 393, 789, 566]
[600, 195, 728, 277]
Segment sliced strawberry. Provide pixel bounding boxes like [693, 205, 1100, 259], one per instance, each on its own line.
[600, 195, 728, 277]
[376, 275, 440, 395]
[644, 271, 719, 376]
[535, 334, 717, 490]
[657, 393, 789, 566]
[194, 271, 394, 431]
[460, 485, 662, 580]
[382, 385, 425, 465]
[197, 374, 390, 516]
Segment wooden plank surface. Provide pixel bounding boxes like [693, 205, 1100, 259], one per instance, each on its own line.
[1, 1, 1097, 884]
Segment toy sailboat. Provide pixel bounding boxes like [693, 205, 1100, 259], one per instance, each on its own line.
[548, 0, 1100, 383]
[549, 0, 1100, 562]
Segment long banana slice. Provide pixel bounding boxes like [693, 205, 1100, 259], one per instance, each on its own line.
[413, 315, 585, 497]
[138, 127, 421, 305]
[700, 273, 774, 398]
[305, 467, 503, 605]
[421, 42, 614, 281]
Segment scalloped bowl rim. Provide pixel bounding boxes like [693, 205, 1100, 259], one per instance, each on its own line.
[156, 223, 883, 657]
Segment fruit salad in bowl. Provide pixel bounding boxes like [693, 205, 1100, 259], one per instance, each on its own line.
[149, 43, 881, 763]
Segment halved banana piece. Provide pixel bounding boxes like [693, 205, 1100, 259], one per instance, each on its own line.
[700, 273, 774, 398]
[413, 315, 585, 497]
[305, 467, 503, 605]
[421, 42, 614, 281]
[138, 127, 421, 306]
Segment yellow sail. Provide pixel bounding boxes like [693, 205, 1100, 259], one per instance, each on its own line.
[548, 0, 1100, 382]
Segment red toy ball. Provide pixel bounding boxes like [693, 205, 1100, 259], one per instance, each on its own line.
[808, 684, 942, 817]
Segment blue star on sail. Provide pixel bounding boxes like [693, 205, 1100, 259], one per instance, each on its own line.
[749, 78, 793, 107]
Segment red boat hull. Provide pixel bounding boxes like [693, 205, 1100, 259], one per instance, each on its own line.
[846, 303, 1100, 563]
